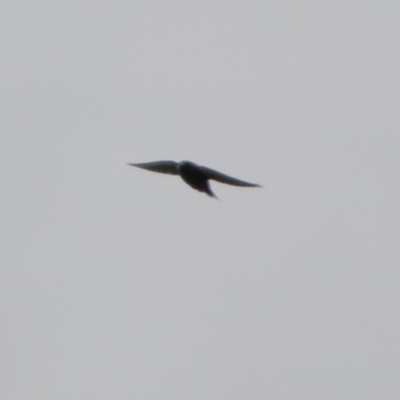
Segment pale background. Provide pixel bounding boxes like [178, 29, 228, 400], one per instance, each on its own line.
[1, 2, 399, 399]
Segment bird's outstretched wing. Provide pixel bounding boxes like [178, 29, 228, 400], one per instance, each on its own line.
[199, 166, 260, 187]
[128, 161, 179, 175]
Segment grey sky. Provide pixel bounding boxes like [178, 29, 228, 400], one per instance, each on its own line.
[1, 2, 399, 399]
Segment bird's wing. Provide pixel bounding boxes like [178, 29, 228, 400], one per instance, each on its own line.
[128, 161, 179, 175]
[199, 166, 260, 187]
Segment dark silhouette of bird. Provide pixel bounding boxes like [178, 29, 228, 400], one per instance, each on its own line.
[127, 160, 260, 198]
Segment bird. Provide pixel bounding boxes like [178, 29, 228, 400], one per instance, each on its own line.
[127, 160, 260, 198]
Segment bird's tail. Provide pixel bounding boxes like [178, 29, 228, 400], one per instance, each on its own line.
[205, 185, 218, 199]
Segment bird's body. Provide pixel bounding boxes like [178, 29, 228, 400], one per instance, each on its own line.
[178, 161, 216, 197]
[128, 160, 260, 198]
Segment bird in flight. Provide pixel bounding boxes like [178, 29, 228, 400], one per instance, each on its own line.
[128, 160, 260, 198]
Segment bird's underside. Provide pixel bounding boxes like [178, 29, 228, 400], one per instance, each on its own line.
[128, 160, 260, 198]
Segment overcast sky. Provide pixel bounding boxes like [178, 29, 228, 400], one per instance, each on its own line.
[1, 2, 399, 399]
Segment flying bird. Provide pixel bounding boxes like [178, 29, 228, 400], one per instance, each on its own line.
[128, 160, 260, 198]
